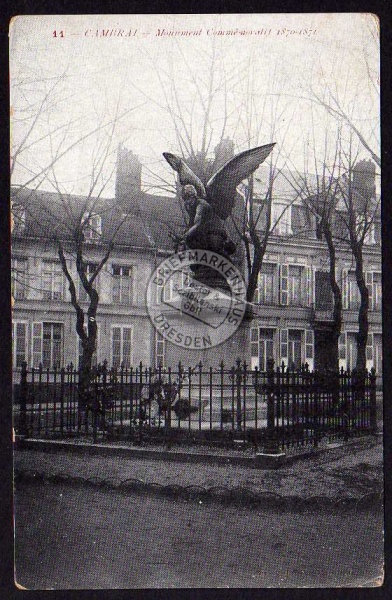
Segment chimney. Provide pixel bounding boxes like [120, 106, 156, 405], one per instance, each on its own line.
[352, 159, 376, 211]
[213, 138, 235, 170]
[115, 146, 142, 209]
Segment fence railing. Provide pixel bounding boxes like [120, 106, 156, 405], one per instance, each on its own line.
[13, 359, 378, 450]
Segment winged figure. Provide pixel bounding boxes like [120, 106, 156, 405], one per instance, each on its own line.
[163, 143, 275, 257]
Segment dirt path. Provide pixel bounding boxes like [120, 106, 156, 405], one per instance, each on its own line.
[14, 437, 383, 499]
[14, 480, 383, 589]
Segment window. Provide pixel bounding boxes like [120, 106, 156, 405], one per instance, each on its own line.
[155, 332, 166, 368]
[280, 264, 310, 307]
[11, 203, 26, 235]
[111, 326, 132, 368]
[156, 269, 188, 303]
[272, 202, 292, 235]
[255, 263, 276, 305]
[279, 329, 313, 370]
[42, 261, 63, 301]
[11, 258, 27, 300]
[79, 263, 98, 302]
[367, 271, 381, 311]
[250, 328, 274, 370]
[288, 265, 303, 306]
[12, 322, 28, 368]
[280, 329, 288, 363]
[32, 322, 63, 369]
[170, 270, 189, 300]
[305, 330, 314, 362]
[83, 212, 102, 242]
[112, 265, 133, 304]
[288, 330, 302, 370]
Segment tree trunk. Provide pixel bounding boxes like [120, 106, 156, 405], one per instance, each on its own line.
[246, 241, 267, 304]
[323, 224, 343, 373]
[353, 246, 369, 372]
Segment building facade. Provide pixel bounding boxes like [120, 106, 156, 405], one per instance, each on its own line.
[11, 151, 382, 377]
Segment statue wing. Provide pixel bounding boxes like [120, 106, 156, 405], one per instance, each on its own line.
[205, 143, 275, 220]
[163, 153, 206, 199]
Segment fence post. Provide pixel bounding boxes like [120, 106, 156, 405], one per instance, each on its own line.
[369, 367, 378, 435]
[236, 359, 242, 431]
[264, 358, 279, 453]
[19, 361, 28, 437]
[101, 360, 108, 434]
[60, 367, 65, 436]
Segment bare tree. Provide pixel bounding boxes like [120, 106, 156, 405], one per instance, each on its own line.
[334, 132, 380, 372]
[229, 55, 301, 305]
[306, 17, 380, 167]
[286, 122, 380, 373]
[281, 120, 345, 371]
[11, 73, 144, 391]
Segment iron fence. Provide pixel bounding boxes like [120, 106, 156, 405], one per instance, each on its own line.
[14, 359, 378, 450]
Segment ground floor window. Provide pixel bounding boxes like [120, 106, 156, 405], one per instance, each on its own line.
[288, 330, 302, 370]
[280, 328, 314, 371]
[251, 328, 274, 370]
[338, 331, 382, 374]
[111, 326, 132, 368]
[251, 327, 314, 371]
[32, 322, 63, 369]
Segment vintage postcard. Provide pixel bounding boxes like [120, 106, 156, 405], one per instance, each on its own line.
[10, 13, 383, 589]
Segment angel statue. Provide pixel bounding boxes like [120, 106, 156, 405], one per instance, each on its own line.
[163, 143, 275, 259]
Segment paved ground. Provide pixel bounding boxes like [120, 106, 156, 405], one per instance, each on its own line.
[14, 436, 383, 501]
[14, 480, 384, 589]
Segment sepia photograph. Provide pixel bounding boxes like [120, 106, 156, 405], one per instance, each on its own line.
[10, 13, 383, 589]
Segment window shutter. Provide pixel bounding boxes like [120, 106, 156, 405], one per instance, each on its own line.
[305, 266, 312, 306]
[32, 322, 42, 368]
[250, 327, 259, 369]
[250, 327, 259, 355]
[280, 328, 288, 363]
[112, 327, 121, 368]
[123, 327, 132, 368]
[305, 329, 314, 360]
[366, 271, 373, 311]
[312, 267, 316, 306]
[342, 268, 348, 309]
[280, 264, 288, 306]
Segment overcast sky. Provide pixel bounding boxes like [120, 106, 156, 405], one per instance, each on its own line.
[10, 13, 380, 198]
